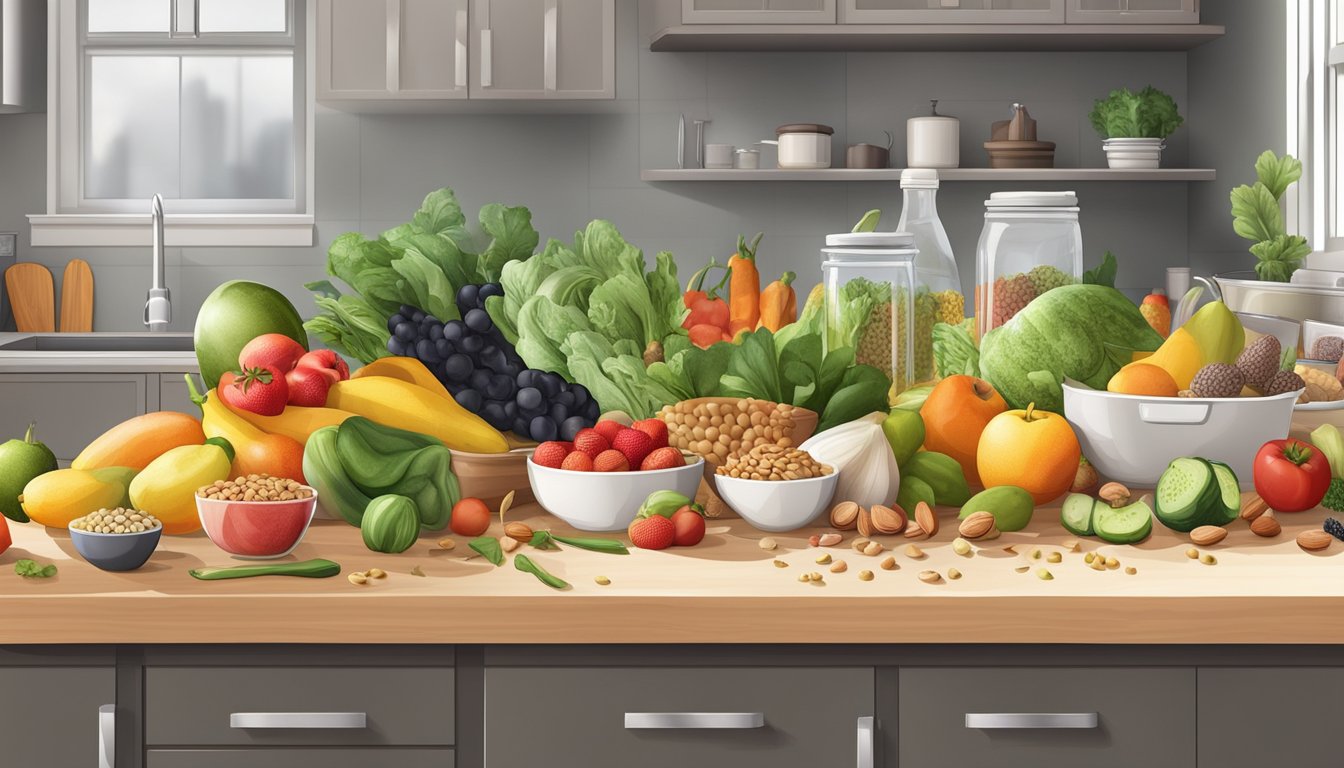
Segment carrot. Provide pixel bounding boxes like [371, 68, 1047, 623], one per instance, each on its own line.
[758, 271, 797, 332]
[727, 232, 763, 335]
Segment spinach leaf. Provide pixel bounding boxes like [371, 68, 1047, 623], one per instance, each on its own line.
[1082, 251, 1118, 288]
[14, 559, 56, 578]
[469, 536, 504, 566]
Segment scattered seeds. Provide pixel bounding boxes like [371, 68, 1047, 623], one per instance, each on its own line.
[851, 536, 871, 552]
[347, 572, 367, 586]
[830, 560, 848, 573]
[1083, 552, 1096, 564]
[1036, 568, 1054, 580]
[879, 555, 898, 571]
[808, 534, 821, 547]
[773, 559, 789, 568]
[858, 569, 874, 581]
[437, 538, 456, 550]
[809, 572, 825, 583]
[863, 541, 884, 556]
[1104, 556, 1120, 569]
[1002, 544, 1017, 554]
[798, 573, 812, 583]
[498, 489, 516, 522]
[410, 565, 426, 577]
[952, 537, 972, 556]
[1014, 565, 1030, 573]
[500, 536, 520, 553]
[1124, 566, 1137, 575]
[1046, 551, 1062, 563]
[918, 570, 942, 584]
[1185, 547, 1200, 560]
[594, 575, 611, 585]
[905, 544, 925, 558]
[947, 568, 962, 580]
[815, 553, 833, 565]
[1063, 539, 1081, 552]
[367, 568, 387, 579]
[758, 537, 778, 551]
[1200, 553, 1217, 565]
[1030, 548, 1042, 560]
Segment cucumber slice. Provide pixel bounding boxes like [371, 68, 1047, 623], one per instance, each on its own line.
[1093, 500, 1154, 544]
[1060, 493, 1096, 536]
[1207, 461, 1242, 524]
[1154, 457, 1214, 532]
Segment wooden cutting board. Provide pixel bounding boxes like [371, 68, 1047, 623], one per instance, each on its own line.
[4, 263, 55, 332]
[59, 259, 94, 332]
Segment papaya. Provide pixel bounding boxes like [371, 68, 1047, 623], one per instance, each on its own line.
[21, 467, 136, 529]
[72, 411, 206, 471]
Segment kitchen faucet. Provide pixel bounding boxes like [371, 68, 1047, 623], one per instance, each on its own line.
[144, 193, 171, 331]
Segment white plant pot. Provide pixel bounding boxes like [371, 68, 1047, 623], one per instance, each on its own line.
[1102, 138, 1165, 169]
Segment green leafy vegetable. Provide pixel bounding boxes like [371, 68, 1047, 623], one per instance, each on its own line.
[1081, 251, 1119, 288]
[1323, 479, 1344, 513]
[1088, 86, 1184, 139]
[1230, 151, 1308, 283]
[470, 536, 505, 566]
[1250, 235, 1311, 282]
[932, 319, 979, 378]
[14, 559, 56, 578]
[514, 553, 570, 590]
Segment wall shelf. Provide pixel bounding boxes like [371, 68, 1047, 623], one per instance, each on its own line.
[649, 23, 1225, 52]
[640, 168, 1217, 182]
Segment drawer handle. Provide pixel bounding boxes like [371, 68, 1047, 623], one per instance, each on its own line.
[965, 713, 1098, 729]
[624, 712, 764, 729]
[230, 712, 367, 729]
[856, 715, 874, 768]
[99, 704, 115, 768]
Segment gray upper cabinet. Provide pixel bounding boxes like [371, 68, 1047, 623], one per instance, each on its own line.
[1066, 0, 1198, 24]
[1, 667, 116, 767]
[681, 0, 838, 24]
[318, 0, 470, 101]
[840, 0, 1065, 23]
[470, 0, 615, 99]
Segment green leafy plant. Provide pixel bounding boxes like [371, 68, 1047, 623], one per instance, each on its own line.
[1230, 151, 1309, 282]
[14, 559, 56, 578]
[1089, 86, 1184, 139]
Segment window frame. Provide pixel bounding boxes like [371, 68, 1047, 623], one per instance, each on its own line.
[30, 0, 315, 247]
[1288, 0, 1341, 255]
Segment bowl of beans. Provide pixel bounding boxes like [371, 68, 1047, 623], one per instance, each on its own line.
[195, 474, 318, 559]
[711, 445, 838, 532]
[68, 509, 163, 571]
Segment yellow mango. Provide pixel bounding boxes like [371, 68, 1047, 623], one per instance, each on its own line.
[21, 467, 135, 529]
[1124, 328, 1204, 390]
[1120, 301, 1244, 391]
[129, 439, 234, 535]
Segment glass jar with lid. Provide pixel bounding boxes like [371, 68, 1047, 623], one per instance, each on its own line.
[974, 190, 1083, 340]
[822, 231, 930, 398]
[896, 168, 964, 328]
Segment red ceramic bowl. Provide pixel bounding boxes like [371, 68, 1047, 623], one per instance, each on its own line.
[196, 490, 319, 559]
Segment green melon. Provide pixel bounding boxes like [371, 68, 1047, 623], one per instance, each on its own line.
[194, 280, 308, 388]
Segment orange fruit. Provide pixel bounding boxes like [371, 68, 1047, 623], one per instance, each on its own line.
[920, 375, 1007, 486]
[1107, 363, 1179, 397]
[976, 403, 1081, 505]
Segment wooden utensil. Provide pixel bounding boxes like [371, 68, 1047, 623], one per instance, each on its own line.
[4, 263, 55, 332]
[59, 259, 94, 332]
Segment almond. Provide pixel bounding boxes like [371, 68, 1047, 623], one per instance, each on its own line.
[856, 507, 875, 538]
[1189, 525, 1228, 547]
[903, 520, 927, 539]
[915, 501, 939, 537]
[504, 522, 534, 543]
[1250, 513, 1281, 538]
[870, 504, 908, 535]
[958, 510, 996, 540]
[1297, 529, 1333, 551]
[817, 532, 843, 547]
[830, 501, 860, 531]
[1240, 495, 1270, 521]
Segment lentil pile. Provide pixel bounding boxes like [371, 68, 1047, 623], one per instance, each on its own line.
[657, 398, 800, 465]
[716, 444, 833, 481]
[197, 474, 313, 502]
[71, 508, 160, 534]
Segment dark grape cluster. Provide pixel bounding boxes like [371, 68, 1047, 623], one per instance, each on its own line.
[385, 285, 598, 442]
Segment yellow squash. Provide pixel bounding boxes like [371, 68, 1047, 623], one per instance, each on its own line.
[231, 404, 356, 445]
[327, 376, 509, 453]
[129, 438, 234, 534]
[22, 467, 137, 529]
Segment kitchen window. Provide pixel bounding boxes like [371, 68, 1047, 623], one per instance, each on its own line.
[1289, 0, 1344, 256]
[30, 0, 315, 246]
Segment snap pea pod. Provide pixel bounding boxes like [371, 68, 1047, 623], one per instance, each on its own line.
[550, 534, 629, 555]
[189, 559, 341, 580]
[514, 554, 570, 590]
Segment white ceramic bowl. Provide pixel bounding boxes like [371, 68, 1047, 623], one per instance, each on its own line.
[1062, 379, 1300, 488]
[712, 472, 840, 532]
[527, 457, 705, 532]
[1102, 138, 1164, 169]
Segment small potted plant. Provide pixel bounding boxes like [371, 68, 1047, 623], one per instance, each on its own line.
[1088, 86, 1184, 169]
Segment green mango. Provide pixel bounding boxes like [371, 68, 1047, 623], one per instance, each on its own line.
[903, 451, 971, 507]
[959, 486, 1035, 532]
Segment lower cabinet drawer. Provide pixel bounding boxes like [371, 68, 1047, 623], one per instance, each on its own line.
[899, 667, 1195, 768]
[485, 666, 873, 768]
[1198, 668, 1344, 768]
[147, 749, 453, 768]
[145, 667, 455, 746]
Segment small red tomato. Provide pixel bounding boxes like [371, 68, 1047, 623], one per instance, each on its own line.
[1253, 438, 1332, 513]
[670, 504, 706, 547]
[450, 497, 492, 537]
[285, 365, 332, 407]
[296, 349, 350, 383]
[239, 333, 306, 373]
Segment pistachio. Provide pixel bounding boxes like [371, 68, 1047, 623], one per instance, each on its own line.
[815, 553, 832, 565]
[594, 575, 611, 585]
[863, 541, 884, 556]
[367, 568, 387, 579]
[773, 559, 789, 568]
[1036, 568, 1054, 581]
[437, 538, 457, 550]
[798, 573, 812, 583]
[347, 573, 368, 586]
[1104, 556, 1120, 568]
[918, 569, 942, 584]
[1200, 553, 1217, 565]
[1046, 551, 1062, 564]
[1186, 547, 1200, 559]
[1030, 548, 1042, 560]
[904, 544, 925, 558]
[1083, 552, 1096, 564]
[829, 560, 848, 573]
[817, 533, 843, 547]
[1098, 482, 1132, 508]
[809, 572, 825, 583]
[946, 568, 962, 580]
[879, 555, 898, 570]
[851, 536, 871, 552]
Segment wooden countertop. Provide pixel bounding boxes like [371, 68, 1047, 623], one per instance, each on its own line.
[3, 497, 1343, 645]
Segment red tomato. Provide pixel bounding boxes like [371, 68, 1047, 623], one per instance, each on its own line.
[450, 498, 492, 537]
[1253, 438, 1332, 512]
[670, 504, 705, 547]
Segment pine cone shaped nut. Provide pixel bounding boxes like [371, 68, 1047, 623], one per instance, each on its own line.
[1236, 335, 1282, 389]
[1264, 369, 1307, 398]
[1190, 363, 1245, 398]
[1027, 264, 1075, 296]
[1311, 335, 1344, 363]
[992, 274, 1036, 327]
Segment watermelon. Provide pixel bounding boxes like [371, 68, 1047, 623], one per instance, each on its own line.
[194, 280, 308, 388]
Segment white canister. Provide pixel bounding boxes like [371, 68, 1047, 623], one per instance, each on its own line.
[761, 123, 833, 169]
[906, 100, 960, 169]
[704, 143, 734, 169]
[734, 148, 760, 169]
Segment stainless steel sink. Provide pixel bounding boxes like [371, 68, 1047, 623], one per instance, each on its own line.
[0, 333, 195, 352]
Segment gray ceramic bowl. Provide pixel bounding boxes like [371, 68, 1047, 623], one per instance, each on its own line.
[69, 525, 162, 572]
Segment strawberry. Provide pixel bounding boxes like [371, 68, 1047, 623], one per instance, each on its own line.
[295, 349, 350, 384]
[238, 334, 306, 373]
[218, 366, 289, 416]
[671, 505, 706, 547]
[612, 428, 654, 470]
[593, 449, 630, 472]
[561, 451, 594, 472]
[632, 418, 670, 449]
[593, 420, 625, 445]
[573, 428, 610, 459]
[628, 514, 675, 550]
[285, 365, 332, 407]
[640, 446, 684, 471]
[533, 441, 570, 469]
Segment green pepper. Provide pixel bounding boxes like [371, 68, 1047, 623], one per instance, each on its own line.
[335, 417, 459, 531]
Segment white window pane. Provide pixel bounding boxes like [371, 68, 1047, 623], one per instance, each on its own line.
[87, 0, 170, 33]
[180, 56, 294, 199]
[86, 57, 180, 199]
[198, 0, 288, 32]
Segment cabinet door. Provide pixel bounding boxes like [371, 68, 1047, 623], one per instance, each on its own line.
[148, 749, 453, 768]
[1198, 668, 1344, 768]
[1066, 0, 1198, 24]
[318, 0, 469, 101]
[318, 0, 391, 98]
[0, 374, 148, 463]
[681, 0, 838, 24]
[0, 667, 116, 766]
[840, 0, 1065, 23]
[471, 0, 614, 99]
[399, 0, 471, 97]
